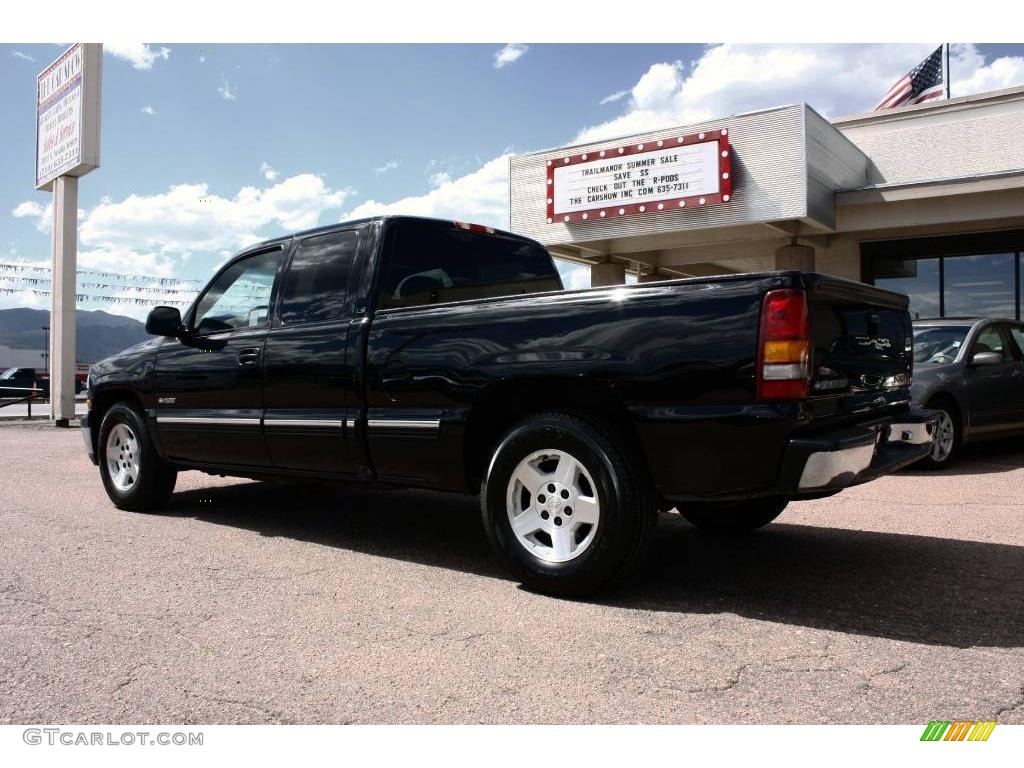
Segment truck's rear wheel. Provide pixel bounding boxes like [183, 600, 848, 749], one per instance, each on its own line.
[681, 497, 788, 534]
[98, 403, 177, 512]
[481, 412, 655, 597]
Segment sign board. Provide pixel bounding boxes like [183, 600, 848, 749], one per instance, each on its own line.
[35, 43, 102, 191]
[547, 128, 731, 223]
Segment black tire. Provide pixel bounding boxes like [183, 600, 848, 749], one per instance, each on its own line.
[681, 496, 788, 534]
[98, 402, 177, 511]
[916, 397, 962, 469]
[480, 411, 656, 597]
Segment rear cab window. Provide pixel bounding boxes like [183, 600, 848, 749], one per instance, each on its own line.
[379, 220, 562, 310]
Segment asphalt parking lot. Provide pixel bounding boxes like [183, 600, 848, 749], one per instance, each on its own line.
[1, 421, 1022, 725]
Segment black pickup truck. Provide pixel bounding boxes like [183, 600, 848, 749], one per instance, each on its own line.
[83, 215, 935, 595]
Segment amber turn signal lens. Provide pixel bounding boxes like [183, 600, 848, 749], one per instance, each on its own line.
[762, 339, 809, 364]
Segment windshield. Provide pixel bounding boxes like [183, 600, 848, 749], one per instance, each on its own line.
[912, 326, 971, 364]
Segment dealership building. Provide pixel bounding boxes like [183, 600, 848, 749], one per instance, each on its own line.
[510, 85, 1024, 321]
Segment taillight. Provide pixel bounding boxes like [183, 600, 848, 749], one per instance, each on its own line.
[757, 288, 810, 401]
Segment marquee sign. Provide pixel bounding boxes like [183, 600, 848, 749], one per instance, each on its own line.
[546, 128, 731, 223]
[35, 43, 102, 190]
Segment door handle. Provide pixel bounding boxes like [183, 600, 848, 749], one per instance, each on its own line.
[237, 347, 261, 366]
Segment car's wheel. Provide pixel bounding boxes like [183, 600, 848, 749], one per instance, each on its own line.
[917, 398, 961, 469]
[681, 496, 788, 534]
[480, 412, 656, 597]
[98, 402, 177, 511]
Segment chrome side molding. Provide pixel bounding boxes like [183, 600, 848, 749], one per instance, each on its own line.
[156, 416, 261, 426]
[367, 418, 440, 431]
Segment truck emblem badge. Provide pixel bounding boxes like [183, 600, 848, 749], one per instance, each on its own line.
[855, 336, 892, 351]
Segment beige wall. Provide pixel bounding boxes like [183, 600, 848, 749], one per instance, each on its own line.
[834, 87, 1024, 185]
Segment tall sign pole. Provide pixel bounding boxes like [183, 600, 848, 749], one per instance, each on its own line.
[35, 43, 102, 426]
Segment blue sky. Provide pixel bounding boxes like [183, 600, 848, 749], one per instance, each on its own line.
[3, 42, 1024, 315]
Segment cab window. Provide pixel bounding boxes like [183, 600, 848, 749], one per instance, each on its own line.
[278, 230, 358, 324]
[192, 249, 280, 335]
[379, 220, 562, 309]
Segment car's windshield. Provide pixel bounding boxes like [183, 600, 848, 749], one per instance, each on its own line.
[912, 326, 971, 363]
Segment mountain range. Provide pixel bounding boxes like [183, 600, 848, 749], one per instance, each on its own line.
[0, 308, 149, 365]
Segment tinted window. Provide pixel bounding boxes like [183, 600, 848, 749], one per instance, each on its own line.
[279, 230, 359, 324]
[944, 253, 1015, 318]
[192, 249, 279, 335]
[380, 221, 562, 309]
[874, 257, 940, 321]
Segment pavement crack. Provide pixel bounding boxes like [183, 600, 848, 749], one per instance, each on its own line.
[185, 689, 290, 724]
[112, 664, 144, 697]
[688, 663, 753, 694]
[994, 686, 1024, 719]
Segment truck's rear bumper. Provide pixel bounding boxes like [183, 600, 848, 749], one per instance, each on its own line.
[641, 404, 938, 504]
[776, 409, 937, 495]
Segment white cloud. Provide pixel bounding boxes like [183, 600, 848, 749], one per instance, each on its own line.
[140, 105, 156, 115]
[0, 289, 50, 312]
[950, 43, 1024, 96]
[428, 171, 452, 187]
[12, 201, 52, 233]
[599, 89, 629, 105]
[494, 43, 528, 69]
[79, 174, 353, 258]
[345, 154, 510, 229]
[374, 159, 400, 175]
[259, 161, 278, 181]
[337, 43, 1024, 245]
[575, 44, 1024, 144]
[218, 77, 237, 101]
[11, 50, 35, 63]
[105, 43, 171, 71]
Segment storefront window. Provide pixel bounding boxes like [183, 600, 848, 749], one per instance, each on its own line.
[943, 253, 1015, 318]
[874, 257, 940, 320]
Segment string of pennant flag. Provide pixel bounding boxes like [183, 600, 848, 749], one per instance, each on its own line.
[0, 261, 204, 286]
[0, 287, 194, 306]
[0, 263, 274, 308]
[0, 275, 202, 295]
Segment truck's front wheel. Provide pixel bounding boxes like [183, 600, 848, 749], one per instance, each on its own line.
[98, 403, 177, 512]
[481, 412, 655, 597]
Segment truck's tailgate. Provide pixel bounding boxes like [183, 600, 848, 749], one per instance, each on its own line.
[800, 274, 914, 423]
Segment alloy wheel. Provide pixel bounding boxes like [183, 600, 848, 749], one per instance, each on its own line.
[505, 448, 601, 563]
[105, 423, 141, 492]
[931, 410, 955, 462]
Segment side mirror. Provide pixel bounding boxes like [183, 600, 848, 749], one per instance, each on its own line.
[970, 350, 1003, 366]
[145, 306, 182, 337]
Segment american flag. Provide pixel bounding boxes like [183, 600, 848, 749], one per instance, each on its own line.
[874, 45, 947, 110]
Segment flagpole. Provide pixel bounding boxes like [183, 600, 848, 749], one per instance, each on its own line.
[943, 43, 951, 99]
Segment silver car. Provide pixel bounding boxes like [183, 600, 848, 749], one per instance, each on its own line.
[911, 318, 1024, 467]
